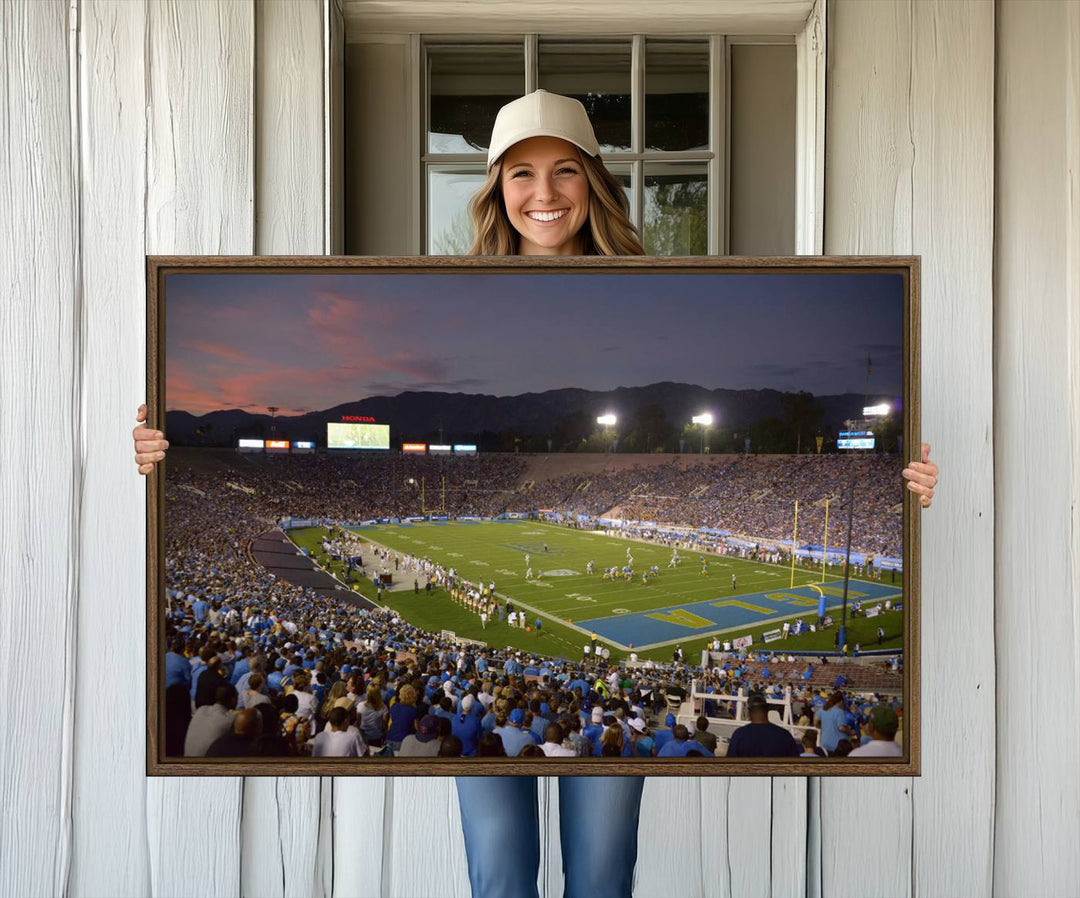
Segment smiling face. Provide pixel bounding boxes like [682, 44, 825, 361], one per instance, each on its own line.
[499, 136, 591, 255]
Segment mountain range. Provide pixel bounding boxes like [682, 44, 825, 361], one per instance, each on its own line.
[165, 382, 897, 452]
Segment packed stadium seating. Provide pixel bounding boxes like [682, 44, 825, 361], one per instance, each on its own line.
[163, 449, 904, 760]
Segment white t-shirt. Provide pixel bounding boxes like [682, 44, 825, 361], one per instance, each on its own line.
[847, 740, 902, 757]
[292, 690, 317, 722]
[311, 728, 362, 757]
[541, 741, 576, 757]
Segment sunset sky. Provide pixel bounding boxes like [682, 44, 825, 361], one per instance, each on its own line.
[165, 270, 904, 416]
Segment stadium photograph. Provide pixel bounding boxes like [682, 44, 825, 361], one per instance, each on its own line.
[154, 259, 914, 771]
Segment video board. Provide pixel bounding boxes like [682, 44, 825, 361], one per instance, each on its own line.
[327, 422, 390, 450]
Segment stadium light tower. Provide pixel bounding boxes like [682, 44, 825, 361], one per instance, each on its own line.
[596, 414, 617, 452]
[692, 412, 713, 454]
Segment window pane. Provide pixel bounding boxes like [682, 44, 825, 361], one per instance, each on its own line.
[604, 163, 634, 222]
[645, 40, 709, 152]
[428, 167, 487, 254]
[428, 44, 524, 154]
[538, 41, 631, 153]
[643, 163, 707, 255]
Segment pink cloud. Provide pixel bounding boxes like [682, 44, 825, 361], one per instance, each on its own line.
[303, 290, 405, 362]
[181, 339, 260, 366]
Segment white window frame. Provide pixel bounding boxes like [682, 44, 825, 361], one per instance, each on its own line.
[411, 0, 825, 256]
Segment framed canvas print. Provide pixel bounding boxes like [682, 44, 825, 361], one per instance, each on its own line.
[146, 255, 920, 776]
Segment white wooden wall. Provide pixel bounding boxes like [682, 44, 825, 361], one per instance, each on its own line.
[1, 1, 1077, 896]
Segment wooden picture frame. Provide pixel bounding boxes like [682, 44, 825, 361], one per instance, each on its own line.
[147, 255, 920, 776]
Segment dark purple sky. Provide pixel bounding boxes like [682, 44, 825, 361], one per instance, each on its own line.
[165, 271, 904, 415]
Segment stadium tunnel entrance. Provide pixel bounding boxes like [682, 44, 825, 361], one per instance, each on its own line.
[252, 528, 380, 611]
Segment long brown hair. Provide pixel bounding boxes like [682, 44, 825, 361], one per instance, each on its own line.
[468, 150, 644, 257]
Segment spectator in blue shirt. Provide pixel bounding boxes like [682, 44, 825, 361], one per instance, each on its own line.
[493, 708, 534, 757]
[815, 692, 853, 754]
[656, 724, 710, 757]
[452, 695, 484, 757]
[652, 713, 679, 754]
[386, 684, 420, 751]
[165, 638, 191, 690]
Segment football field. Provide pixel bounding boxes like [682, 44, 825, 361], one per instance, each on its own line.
[296, 519, 902, 659]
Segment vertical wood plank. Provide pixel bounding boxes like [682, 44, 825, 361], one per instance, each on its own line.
[144, 2, 254, 893]
[636, 777, 705, 898]
[697, 779, 729, 898]
[383, 777, 471, 898]
[145, 0, 255, 257]
[907, 3, 995, 895]
[241, 778, 327, 898]
[805, 778, 822, 898]
[795, 0, 825, 255]
[255, 0, 325, 256]
[771, 777, 808, 897]
[825, 0, 914, 256]
[822, 6, 916, 892]
[994, 2, 1080, 894]
[0, 1, 77, 895]
[825, 1, 996, 894]
[331, 778, 387, 898]
[70, 1, 152, 894]
[726, 779, 773, 898]
[241, 2, 329, 895]
[538, 776, 563, 898]
[146, 778, 243, 897]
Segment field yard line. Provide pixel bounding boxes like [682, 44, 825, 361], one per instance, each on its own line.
[490, 590, 619, 648]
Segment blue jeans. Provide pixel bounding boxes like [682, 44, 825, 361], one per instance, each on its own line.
[455, 776, 646, 898]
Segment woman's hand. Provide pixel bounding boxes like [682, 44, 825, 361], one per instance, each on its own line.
[902, 442, 938, 508]
[133, 403, 169, 475]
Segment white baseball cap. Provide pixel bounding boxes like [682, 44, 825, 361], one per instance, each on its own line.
[486, 90, 600, 169]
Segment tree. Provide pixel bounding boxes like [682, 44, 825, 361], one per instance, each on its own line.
[780, 391, 823, 454]
[751, 416, 795, 453]
[550, 410, 595, 452]
[872, 413, 902, 455]
[433, 210, 474, 255]
[642, 178, 707, 255]
[622, 403, 673, 453]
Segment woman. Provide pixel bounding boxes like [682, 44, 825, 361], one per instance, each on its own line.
[134, 89, 940, 898]
[599, 724, 625, 758]
[357, 682, 387, 747]
[384, 683, 420, 752]
[318, 680, 350, 727]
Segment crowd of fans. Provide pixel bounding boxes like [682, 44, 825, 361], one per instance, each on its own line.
[521, 454, 902, 558]
[173, 448, 902, 557]
[163, 450, 904, 760]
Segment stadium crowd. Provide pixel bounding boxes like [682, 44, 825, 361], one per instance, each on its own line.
[163, 452, 903, 760]
[172, 448, 902, 558]
[522, 454, 902, 558]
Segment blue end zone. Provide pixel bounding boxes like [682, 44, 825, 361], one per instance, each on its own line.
[576, 581, 902, 647]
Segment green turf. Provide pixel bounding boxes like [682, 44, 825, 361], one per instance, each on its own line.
[285, 521, 904, 664]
